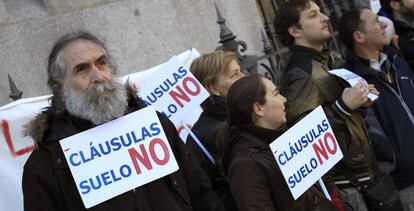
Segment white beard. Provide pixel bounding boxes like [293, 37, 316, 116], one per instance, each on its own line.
[63, 79, 128, 125]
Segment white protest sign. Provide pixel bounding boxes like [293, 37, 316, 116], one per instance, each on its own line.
[60, 106, 179, 208]
[128, 56, 209, 126]
[329, 68, 378, 101]
[270, 106, 343, 199]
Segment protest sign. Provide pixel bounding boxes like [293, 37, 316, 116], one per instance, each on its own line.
[269, 106, 343, 199]
[60, 106, 178, 208]
[128, 56, 209, 126]
[329, 68, 378, 101]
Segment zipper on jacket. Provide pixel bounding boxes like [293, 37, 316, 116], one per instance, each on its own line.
[379, 58, 414, 124]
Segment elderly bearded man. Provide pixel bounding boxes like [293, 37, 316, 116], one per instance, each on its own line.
[22, 31, 223, 211]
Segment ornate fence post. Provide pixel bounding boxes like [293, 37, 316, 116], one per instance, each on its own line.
[8, 74, 23, 101]
[214, 4, 258, 75]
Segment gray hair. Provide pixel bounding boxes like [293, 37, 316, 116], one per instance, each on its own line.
[46, 31, 117, 112]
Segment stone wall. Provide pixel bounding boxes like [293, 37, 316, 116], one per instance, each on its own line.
[0, 0, 264, 106]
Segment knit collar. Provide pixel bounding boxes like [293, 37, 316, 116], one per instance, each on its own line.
[289, 45, 331, 65]
[204, 95, 227, 121]
[235, 124, 285, 148]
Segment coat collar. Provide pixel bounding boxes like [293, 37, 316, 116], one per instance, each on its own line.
[344, 50, 386, 76]
[289, 44, 343, 69]
[203, 95, 227, 121]
[234, 124, 284, 149]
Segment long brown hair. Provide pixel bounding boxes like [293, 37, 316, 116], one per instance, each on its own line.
[215, 75, 267, 172]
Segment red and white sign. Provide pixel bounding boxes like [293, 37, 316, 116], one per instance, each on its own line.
[270, 106, 343, 199]
[128, 56, 209, 127]
[60, 106, 178, 208]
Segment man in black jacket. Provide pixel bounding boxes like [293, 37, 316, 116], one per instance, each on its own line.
[22, 31, 223, 211]
[339, 8, 414, 210]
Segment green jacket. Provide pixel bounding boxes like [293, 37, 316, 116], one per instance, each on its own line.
[282, 45, 375, 183]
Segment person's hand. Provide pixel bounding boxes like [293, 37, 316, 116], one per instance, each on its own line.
[361, 84, 379, 108]
[367, 84, 379, 96]
[341, 82, 369, 110]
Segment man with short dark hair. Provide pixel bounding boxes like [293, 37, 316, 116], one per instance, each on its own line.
[22, 31, 223, 211]
[274, 0, 379, 210]
[339, 8, 414, 210]
[379, 0, 414, 71]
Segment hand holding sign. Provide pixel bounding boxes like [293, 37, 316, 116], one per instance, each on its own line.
[329, 68, 379, 101]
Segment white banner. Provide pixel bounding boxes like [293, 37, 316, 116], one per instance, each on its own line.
[0, 48, 202, 211]
[60, 106, 178, 208]
[270, 106, 343, 199]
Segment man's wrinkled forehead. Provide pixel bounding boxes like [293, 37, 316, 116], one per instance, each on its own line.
[61, 40, 106, 71]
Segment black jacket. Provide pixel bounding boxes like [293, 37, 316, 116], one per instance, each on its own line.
[186, 96, 238, 211]
[22, 90, 224, 211]
[343, 49, 414, 190]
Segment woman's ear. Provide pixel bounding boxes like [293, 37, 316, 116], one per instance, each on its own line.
[252, 102, 264, 117]
[206, 82, 221, 96]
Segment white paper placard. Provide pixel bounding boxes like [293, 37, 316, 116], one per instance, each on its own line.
[329, 68, 378, 101]
[270, 106, 343, 199]
[60, 106, 179, 208]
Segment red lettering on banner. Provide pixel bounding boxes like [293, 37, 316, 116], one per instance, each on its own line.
[182, 77, 201, 96]
[149, 138, 170, 165]
[128, 144, 153, 175]
[1, 119, 35, 157]
[169, 77, 201, 108]
[312, 132, 337, 165]
[170, 86, 190, 108]
[324, 132, 337, 155]
[128, 138, 171, 175]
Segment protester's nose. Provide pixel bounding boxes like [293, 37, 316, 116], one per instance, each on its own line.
[90, 65, 106, 83]
[321, 13, 329, 22]
[282, 95, 287, 104]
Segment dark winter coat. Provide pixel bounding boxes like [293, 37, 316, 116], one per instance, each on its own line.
[225, 124, 336, 211]
[186, 96, 238, 210]
[22, 89, 224, 211]
[343, 49, 414, 190]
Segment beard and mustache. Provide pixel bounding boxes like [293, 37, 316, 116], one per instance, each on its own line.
[62, 79, 128, 125]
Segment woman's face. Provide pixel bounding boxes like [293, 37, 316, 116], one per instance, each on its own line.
[256, 78, 287, 129]
[209, 59, 244, 97]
